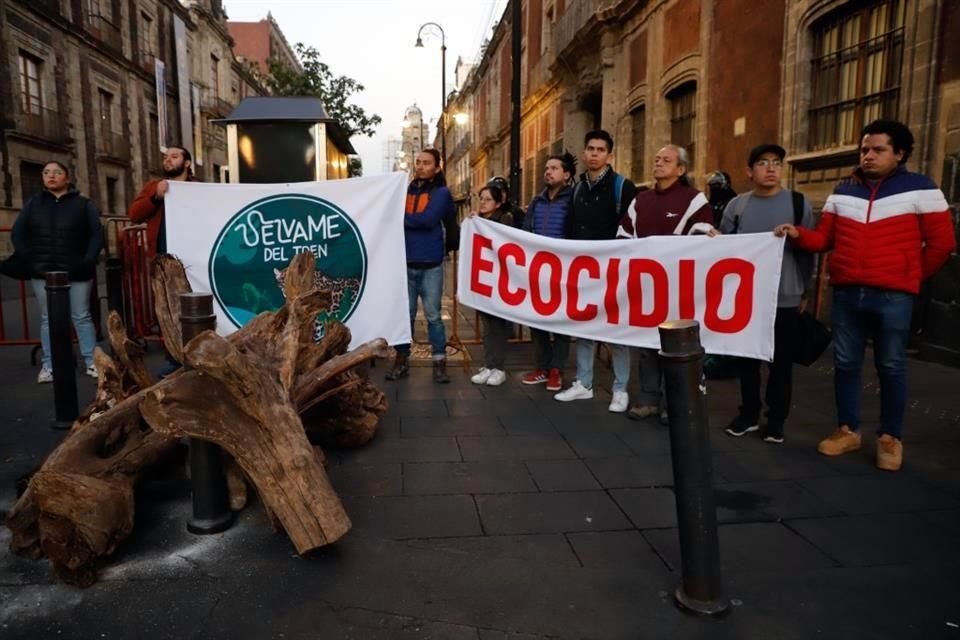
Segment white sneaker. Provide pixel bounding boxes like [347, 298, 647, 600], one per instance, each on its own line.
[471, 367, 492, 384]
[37, 367, 53, 384]
[485, 369, 506, 386]
[554, 380, 593, 402]
[85, 365, 98, 379]
[608, 390, 629, 413]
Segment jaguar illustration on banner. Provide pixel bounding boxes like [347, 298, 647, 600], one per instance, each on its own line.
[208, 194, 367, 338]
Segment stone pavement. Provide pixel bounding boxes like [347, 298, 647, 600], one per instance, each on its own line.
[1, 337, 959, 639]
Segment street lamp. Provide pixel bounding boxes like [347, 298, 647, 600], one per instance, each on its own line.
[415, 22, 447, 169]
[453, 112, 468, 126]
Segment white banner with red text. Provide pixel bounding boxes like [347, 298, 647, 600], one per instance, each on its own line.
[456, 217, 785, 360]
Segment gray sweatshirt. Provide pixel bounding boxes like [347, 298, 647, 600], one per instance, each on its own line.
[719, 189, 814, 308]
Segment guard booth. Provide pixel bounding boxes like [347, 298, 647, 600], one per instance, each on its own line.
[216, 96, 356, 183]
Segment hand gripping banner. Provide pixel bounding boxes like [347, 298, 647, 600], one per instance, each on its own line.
[457, 217, 786, 360]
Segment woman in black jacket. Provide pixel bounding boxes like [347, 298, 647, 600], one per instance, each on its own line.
[11, 161, 103, 383]
[467, 184, 514, 387]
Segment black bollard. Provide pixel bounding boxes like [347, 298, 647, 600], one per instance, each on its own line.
[659, 319, 729, 617]
[105, 257, 124, 315]
[46, 272, 79, 430]
[180, 292, 234, 535]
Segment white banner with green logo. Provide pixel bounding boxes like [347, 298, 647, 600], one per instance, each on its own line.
[165, 174, 412, 348]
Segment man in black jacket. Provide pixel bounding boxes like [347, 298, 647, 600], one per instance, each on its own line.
[555, 130, 637, 414]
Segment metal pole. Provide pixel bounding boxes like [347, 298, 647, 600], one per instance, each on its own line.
[441, 41, 447, 167]
[180, 292, 234, 535]
[105, 257, 124, 315]
[509, 0, 522, 200]
[46, 271, 78, 430]
[659, 319, 729, 617]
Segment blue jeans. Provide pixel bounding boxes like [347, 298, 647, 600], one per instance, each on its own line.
[31, 278, 97, 370]
[395, 264, 447, 358]
[575, 339, 631, 392]
[832, 286, 913, 439]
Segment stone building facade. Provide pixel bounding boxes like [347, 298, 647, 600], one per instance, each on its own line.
[448, 0, 958, 207]
[398, 104, 427, 178]
[444, 0, 958, 362]
[226, 12, 300, 77]
[0, 0, 271, 235]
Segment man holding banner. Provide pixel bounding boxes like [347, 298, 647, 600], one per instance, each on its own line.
[617, 144, 714, 422]
[712, 144, 814, 444]
[520, 152, 577, 392]
[775, 120, 956, 471]
[385, 149, 456, 384]
[554, 130, 637, 412]
[129, 145, 195, 254]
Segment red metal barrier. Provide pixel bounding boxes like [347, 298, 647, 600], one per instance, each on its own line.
[104, 216, 132, 258]
[0, 226, 40, 346]
[1, 226, 106, 349]
[119, 224, 159, 341]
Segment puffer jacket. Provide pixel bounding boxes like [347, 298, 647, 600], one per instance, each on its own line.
[793, 165, 955, 294]
[11, 188, 103, 280]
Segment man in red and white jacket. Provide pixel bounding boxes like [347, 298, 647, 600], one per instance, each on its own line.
[775, 120, 956, 471]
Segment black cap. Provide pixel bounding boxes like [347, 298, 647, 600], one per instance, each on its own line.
[487, 176, 509, 192]
[748, 144, 786, 167]
[706, 171, 729, 187]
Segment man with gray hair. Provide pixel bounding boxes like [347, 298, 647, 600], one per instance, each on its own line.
[618, 144, 714, 422]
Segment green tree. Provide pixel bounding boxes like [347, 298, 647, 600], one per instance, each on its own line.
[267, 43, 381, 139]
[348, 155, 362, 177]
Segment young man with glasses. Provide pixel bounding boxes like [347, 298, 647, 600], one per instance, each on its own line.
[708, 144, 814, 444]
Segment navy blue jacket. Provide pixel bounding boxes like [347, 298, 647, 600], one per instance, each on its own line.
[524, 185, 573, 239]
[404, 179, 455, 266]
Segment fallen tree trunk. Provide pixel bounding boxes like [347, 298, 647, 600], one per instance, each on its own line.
[5, 325, 178, 586]
[141, 332, 352, 552]
[6, 253, 390, 584]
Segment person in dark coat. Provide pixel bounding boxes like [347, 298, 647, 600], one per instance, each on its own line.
[11, 161, 103, 383]
[519, 152, 576, 392]
[706, 170, 737, 228]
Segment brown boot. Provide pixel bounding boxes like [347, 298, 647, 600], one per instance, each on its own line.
[385, 352, 409, 381]
[433, 358, 450, 384]
[876, 434, 903, 471]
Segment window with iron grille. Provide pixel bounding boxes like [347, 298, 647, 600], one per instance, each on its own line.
[668, 82, 696, 164]
[524, 157, 535, 204]
[210, 55, 220, 97]
[808, 0, 906, 150]
[536, 147, 548, 198]
[18, 51, 42, 115]
[105, 177, 118, 214]
[631, 106, 646, 183]
[20, 161, 44, 204]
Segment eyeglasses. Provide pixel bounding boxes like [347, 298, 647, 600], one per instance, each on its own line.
[754, 159, 783, 169]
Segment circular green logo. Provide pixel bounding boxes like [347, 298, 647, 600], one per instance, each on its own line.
[209, 194, 367, 334]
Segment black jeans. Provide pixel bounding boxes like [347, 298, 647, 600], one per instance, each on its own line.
[737, 306, 800, 429]
[481, 312, 510, 370]
[530, 328, 570, 371]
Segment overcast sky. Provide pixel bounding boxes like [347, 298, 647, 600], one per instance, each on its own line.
[224, 0, 509, 174]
